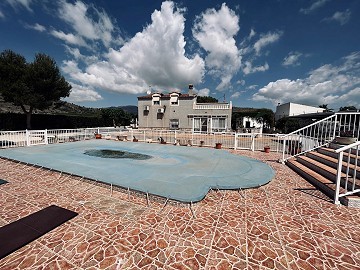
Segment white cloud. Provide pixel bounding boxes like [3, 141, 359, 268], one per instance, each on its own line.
[50, 30, 89, 48]
[230, 92, 241, 99]
[252, 52, 360, 109]
[282, 51, 303, 67]
[253, 31, 282, 55]
[323, 9, 351, 25]
[247, 85, 258, 90]
[300, 0, 330, 14]
[61, 1, 205, 95]
[194, 88, 210, 96]
[237, 79, 245, 85]
[25, 23, 46, 32]
[193, 3, 241, 90]
[57, 0, 123, 48]
[66, 83, 103, 102]
[0, 9, 4, 19]
[243, 61, 269, 75]
[5, 0, 33, 12]
[249, 28, 256, 40]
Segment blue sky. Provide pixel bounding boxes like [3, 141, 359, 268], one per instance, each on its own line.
[1, 0, 359, 111]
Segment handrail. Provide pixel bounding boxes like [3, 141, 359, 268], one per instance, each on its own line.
[335, 141, 360, 153]
[281, 112, 360, 162]
[278, 114, 336, 138]
[334, 140, 360, 205]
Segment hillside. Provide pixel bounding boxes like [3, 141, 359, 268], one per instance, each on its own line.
[0, 95, 138, 116]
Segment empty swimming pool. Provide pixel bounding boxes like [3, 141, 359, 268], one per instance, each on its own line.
[0, 140, 275, 202]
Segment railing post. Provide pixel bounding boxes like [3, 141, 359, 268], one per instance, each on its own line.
[251, 134, 255, 151]
[282, 137, 286, 163]
[332, 114, 338, 141]
[44, 129, 48, 144]
[334, 151, 344, 205]
[25, 129, 30, 146]
[234, 133, 237, 150]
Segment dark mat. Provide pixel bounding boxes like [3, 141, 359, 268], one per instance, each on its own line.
[0, 205, 78, 259]
[0, 179, 8, 185]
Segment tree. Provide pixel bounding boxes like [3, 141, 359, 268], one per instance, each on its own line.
[0, 50, 71, 129]
[339, 106, 357, 112]
[318, 104, 333, 112]
[197, 96, 218, 103]
[101, 107, 132, 127]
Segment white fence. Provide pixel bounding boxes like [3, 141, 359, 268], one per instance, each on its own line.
[0, 127, 284, 152]
[281, 112, 360, 162]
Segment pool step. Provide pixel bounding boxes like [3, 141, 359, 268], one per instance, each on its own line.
[286, 144, 360, 207]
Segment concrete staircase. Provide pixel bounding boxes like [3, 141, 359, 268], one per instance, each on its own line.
[287, 143, 360, 207]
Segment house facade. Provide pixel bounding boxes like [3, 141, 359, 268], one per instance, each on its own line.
[275, 102, 325, 121]
[137, 91, 232, 133]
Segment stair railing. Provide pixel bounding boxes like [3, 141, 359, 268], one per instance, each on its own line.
[281, 112, 360, 162]
[334, 141, 360, 205]
[280, 114, 337, 162]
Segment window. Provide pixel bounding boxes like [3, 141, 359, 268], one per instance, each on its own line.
[193, 117, 208, 133]
[169, 119, 179, 129]
[212, 117, 226, 132]
[170, 94, 179, 106]
[152, 95, 160, 105]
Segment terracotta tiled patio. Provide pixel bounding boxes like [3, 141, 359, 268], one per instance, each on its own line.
[0, 149, 360, 269]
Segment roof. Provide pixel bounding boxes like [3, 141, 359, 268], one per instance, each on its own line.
[137, 93, 196, 100]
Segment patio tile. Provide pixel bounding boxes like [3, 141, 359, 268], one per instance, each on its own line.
[206, 249, 247, 269]
[165, 239, 210, 269]
[0, 241, 56, 270]
[211, 227, 247, 261]
[1, 150, 359, 269]
[135, 228, 179, 265]
[247, 236, 288, 270]
[280, 229, 326, 270]
[181, 219, 215, 247]
[313, 234, 360, 269]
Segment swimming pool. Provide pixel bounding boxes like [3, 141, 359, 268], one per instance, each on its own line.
[0, 140, 275, 202]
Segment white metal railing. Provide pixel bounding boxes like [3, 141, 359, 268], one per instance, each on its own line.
[0, 127, 284, 153]
[281, 112, 360, 162]
[193, 103, 231, 110]
[334, 141, 360, 205]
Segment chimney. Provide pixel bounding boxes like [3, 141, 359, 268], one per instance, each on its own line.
[188, 84, 194, 96]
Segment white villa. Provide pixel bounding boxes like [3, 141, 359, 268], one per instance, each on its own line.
[137, 86, 232, 133]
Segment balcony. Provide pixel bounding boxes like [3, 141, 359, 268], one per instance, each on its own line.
[193, 102, 232, 110]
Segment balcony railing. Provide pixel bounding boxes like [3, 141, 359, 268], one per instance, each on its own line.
[193, 102, 231, 110]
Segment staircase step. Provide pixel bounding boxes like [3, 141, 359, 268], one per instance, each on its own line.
[306, 151, 360, 179]
[297, 155, 360, 189]
[296, 156, 341, 181]
[287, 159, 346, 203]
[318, 147, 359, 165]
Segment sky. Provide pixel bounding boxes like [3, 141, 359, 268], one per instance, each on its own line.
[0, 0, 359, 111]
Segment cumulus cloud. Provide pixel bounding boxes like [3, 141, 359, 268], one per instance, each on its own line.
[25, 22, 46, 32]
[253, 31, 282, 55]
[56, 0, 123, 49]
[66, 83, 103, 102]
[323, 9, 351, 25]
[300, 0, 330, 14]
[194, 88, 210, 96]
[5, 0, 33, 12]
[230, 92, 241, 99]
[252, 52, 360, 108]
[61, 1, 205, 95]
[282, 51, 303, 67]
[193, 3, 241, 90]
[243, 61, 269, 75]
[50, 30, 89, 48]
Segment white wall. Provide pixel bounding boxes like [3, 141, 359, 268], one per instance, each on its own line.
[275, 102, 325, 121]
